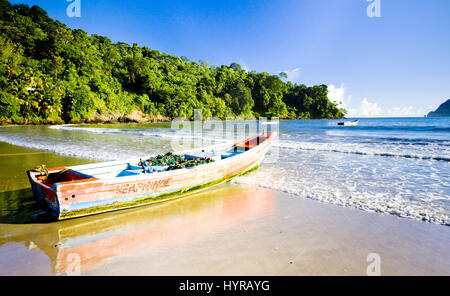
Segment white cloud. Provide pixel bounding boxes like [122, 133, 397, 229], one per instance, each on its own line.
[328, 84, 346, 105]
[327, 84, 354, 113]
[349, 98, 383, 117]
[237, 59, 250, 72]
[348, 98, 431, 117]
[385, 105, 434, 117]
[280, 68, 301, 83]
[328, 84, 431, 117]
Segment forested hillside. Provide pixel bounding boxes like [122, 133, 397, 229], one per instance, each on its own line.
[0, 0, 346, 124]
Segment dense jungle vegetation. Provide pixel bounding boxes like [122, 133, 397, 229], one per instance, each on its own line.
[0, 0, 346, 124]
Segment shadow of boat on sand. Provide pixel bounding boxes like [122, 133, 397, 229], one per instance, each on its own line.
[0, 188, 52, 224]
[0, 184, 274, 275]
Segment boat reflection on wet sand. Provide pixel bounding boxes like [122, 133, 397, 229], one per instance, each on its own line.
[0, 184, 274, 275]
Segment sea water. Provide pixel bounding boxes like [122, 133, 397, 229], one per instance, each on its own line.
[0, 117, 448, 225]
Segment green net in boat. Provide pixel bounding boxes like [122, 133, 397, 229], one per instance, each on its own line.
[140, 152, 215, 171]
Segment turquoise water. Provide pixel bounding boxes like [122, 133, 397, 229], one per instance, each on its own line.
[239, 117, 450, 225]
[0, 117, 449, 225]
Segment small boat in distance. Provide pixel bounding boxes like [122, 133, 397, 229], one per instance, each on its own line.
[28, 133, 276, 220]
[338, 120, 359, 126]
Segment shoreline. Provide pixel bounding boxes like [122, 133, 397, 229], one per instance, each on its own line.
[0, 141, 449, 275]
[0, 115, 348, 127]
[1, 125, 448, 226]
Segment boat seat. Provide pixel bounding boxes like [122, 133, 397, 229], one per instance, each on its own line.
[221, 150, 244, 159]
[116, 169, 142, 177]
[127, 164, 142, 171]
[117, 163, 169, 177]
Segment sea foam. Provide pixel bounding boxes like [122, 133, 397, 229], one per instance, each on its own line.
[1, 119, 449, 226]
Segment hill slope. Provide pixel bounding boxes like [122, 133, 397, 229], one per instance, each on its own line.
[427, 99, 450, 117]
[0, 0, 346, 124]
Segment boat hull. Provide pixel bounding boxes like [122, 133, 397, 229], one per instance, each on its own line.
[338, 120, 359, 126]
[28, 133, 275, 220]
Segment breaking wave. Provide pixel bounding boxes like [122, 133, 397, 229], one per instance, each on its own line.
[1, 118, 449, 226]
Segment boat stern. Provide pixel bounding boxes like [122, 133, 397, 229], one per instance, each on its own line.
[27, 169, 62, 218]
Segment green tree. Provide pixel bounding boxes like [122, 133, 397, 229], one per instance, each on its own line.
[0, 0, 344, 124]
[229, 81, 254, 116]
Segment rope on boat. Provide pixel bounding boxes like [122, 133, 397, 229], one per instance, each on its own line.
[34, 164, 48, 177]
[33, 164, 69, 184]
[44, 168, 70, 184]
[139, 159, 153, 174]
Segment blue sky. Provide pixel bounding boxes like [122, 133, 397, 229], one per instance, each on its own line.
[10, 0, 450, 117]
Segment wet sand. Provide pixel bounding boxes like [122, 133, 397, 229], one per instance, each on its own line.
[0, 142, 449, 275]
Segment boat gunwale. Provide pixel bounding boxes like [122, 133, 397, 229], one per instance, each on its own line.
[44, 133, 275, 187]
[27, 132, 276, 220]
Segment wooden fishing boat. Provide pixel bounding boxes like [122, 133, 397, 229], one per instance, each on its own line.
[338, 120, 359, 126]
[27, 132, 276, 220]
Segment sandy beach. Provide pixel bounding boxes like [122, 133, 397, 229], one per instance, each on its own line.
[0, 141, 449, 276]
[1, 0, 450, 279]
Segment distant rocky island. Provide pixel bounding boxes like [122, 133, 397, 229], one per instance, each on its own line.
[427, 99, 450, 117]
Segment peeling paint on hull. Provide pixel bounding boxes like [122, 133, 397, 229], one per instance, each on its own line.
[59, 163, 260, 220]
[28, 133, 275, 220]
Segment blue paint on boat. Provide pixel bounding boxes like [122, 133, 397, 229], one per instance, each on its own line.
[60, 188, 181, 213]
